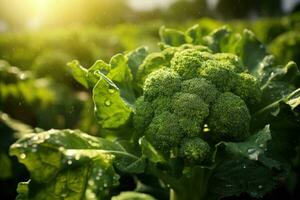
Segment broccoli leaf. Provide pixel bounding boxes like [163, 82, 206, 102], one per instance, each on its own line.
[10, 129, 145, 199]
[234, 29, 268, 77]
[202, 26, 232, 53]
[208, 159, 278, 200]
[127, 47, 149, 80]
[217, 125, 271, 162]
[92, 54, 137, 129]
[68, 60, 111, 89]
[159, 26, 190, 47]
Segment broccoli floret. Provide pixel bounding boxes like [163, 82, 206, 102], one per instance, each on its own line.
[207, 92, 251, 141]
[152, 96, 173, 115]
[233, 72, 262, 105]
[213, 53, 245, 72]
[146, 112, 184, 151]
[133, 97, 153, 132]
[173, 93, 209, 137]
[179, 137, 211, 163]
[171, 49, 211, 79]
[181, 78, 220, 105]
[143, 68, 181, 101]
[199, 65, 238, 93]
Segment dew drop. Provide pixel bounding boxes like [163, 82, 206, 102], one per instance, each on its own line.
[20, 153, 26, 159]
[108, 89, 115, 94]
[104, 100, 111, 106]
[248, 149, 259, 161]
[75, 154, 80, 161]
[32, 135, 39, 141]
[19, 73, 26, 80]
[67, 160, 72, 165]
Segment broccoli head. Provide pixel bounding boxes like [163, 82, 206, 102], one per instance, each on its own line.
[207, 92, 251, 141]
[133, 43, 262, 163]
[179, 137, 211, 163]
[143, 67, 181, 101]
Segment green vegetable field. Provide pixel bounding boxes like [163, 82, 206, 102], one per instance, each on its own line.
[1, 1, 300, 200]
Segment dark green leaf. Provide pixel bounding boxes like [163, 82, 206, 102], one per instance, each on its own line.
[127, 47, 149, 80]
[10, 129, 145, 199]
[159, 26, 190, 47]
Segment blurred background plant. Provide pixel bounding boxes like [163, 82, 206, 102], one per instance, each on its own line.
[1, 0, 300, 199]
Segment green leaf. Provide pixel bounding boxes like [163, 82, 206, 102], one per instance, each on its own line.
[108, 54, 136, 105]
[260, 61, 300, 108]
[203, 26, 232, 53]
[218, 125, 271, 162]
[186, 24, 205, 45]
[208, 159, 279, 200]
[68, 59, 111, 89]
[93, 72, 132, 129]
[67, 60, 89, 88]
[10, 129, 145, 199]
[127, 47, 149, 80]
[234, 29, 268, 77]
[139, 137, 166, 164]
[159, 26, 190, 47]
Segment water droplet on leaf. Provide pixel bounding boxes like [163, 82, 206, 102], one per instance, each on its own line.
[20, 153, 26, 159]
[104, 100, 111, 106]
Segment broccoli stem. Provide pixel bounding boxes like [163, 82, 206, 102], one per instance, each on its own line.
[169, 167, 212, 200]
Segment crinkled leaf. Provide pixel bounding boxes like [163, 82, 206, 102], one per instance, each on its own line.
[218, 125, 271, 162]
[260, 61, 300, 107]
[68, 60, 89, 88]
[234, 29, 268, 76]
[107, 54, 136, 105]
[186, 24, 205, 45]
[203, 26, 232, 53]
[10, 129, 145, 199]
[68, 60, 111, 89]
[208, 159, 279, 200]
[126, 47, 149, 80]
[139, 137, 166, 164]
[93, 72, 132, 129]
[159, 26, 190, 47]
[92, 54, 137, 129]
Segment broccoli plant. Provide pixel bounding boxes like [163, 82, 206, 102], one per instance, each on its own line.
[10, 25, 300, 200]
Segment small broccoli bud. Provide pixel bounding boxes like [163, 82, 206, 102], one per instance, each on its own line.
[146, 112, 184, 151]
[133, 97, 153, 132]
[208, 92, 251, 141]
[179, 137, 211, 163]
[199, 65, 238, 93]
[173, 92, 209, 137]
[152, 96, 173, 115]
[171, 49, 211, 79]
[178, 44, 212, 53]
[144, 68, 181, 101]
[233, 72, 262, 106]
[213, 53, 245, 72]
[181, 78, 220, 105]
